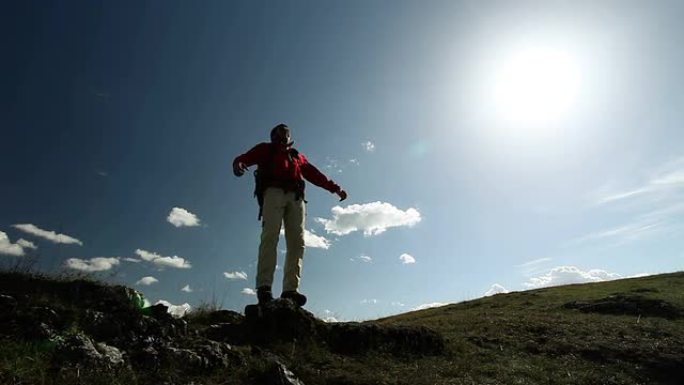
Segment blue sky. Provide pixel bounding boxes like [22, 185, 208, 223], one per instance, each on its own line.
[2, 1, 684, 320]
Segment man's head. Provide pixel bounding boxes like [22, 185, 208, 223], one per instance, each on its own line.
[270, 123, 291, 145]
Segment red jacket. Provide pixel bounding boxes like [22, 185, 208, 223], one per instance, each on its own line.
[233, 142, 341, 194]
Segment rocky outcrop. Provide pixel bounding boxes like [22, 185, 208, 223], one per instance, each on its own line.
[0, 272, 446, 384]
[204, 298, 446, 356]
[56, 334, 125, 368]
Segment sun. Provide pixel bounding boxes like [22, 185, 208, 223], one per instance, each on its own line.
[490, 46, 582, 125]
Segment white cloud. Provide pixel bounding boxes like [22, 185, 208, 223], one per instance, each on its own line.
[582, 157, 684, 246]
[320, 309, 339, 323]
[155, 300, 191, 318]
[627, 272, 654, 278]
[324, 157, 343, 174]
[572, 221, 664, 245]
[484, 283, 509, 297]
[134, 249, 191, 269]
[242, 288, 256, 295]
[65, 257, 120, 272]
[279, 229, 331, 249]
[13, 224, 83, 246]
[350, 255, 373, 263]
[579, 157, 684, 249]
[136, 276, 159, 286]
[153, 255, 192, 269]
[595, 157, 684, 205]
[181, 284, 193, 293]
[516, 257, 552, 267]
[0, 231, 25, 256]
[16, 239, 37, 250]
[399, 253, 416, 264]
[517, 257, 554, 277]
[135, 249, 156, 262]
[362, 141, 375, 152]
[123, 258, 142, 263]
[135, 249, 159, 262]
[360, 299, 378, 304]
[167, 207, 201, 227]
[411, 302, 447, 311]
[304, 229, 331, 249]
[595, 187, 652, 205]
[524, 266, 622, 289]
[224, 271, 248, 280]
[316, 202, 421, 236]
[391, 301, 405, 307]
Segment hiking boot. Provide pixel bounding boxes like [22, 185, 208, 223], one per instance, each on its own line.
[257, 286, 273, 305]
[280, 291, 307, 307]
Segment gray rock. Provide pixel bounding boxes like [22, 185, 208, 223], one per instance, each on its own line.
[28, 306, 59, 326]
[139, 312, 187, 339]
[149, 303, 173, 321]
[137, 344, 161, 368]
[276, 361, 305, 385]
[244, 298, 320, 343]
[204, 322, 244, 343]
[15, 306, 60, 340]
[20, 320, 54, 340]
[164, 346, 208, 370]
[187, 339, 240, 369]
[254, 353, 305, 385]
[241, 298, 445, 356]
[95, 342, 125, 366]
[83, 310, 124, 340]
[57, 334, 126, 368]
[174, 318, 189, 337]
[152, 339, 240, 372]
[205, 309, 244, 324]
[57, 334, 102, 362]
[0, 294, 17, 312]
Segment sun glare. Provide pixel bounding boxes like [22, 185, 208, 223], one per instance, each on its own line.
[491, 46, 582, 125]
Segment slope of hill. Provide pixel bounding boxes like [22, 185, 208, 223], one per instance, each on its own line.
[1, 269, 683, 385]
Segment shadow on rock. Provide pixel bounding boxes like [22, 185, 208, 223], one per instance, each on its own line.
[324, 322, 445, 355]
[203, 298, 445, 356]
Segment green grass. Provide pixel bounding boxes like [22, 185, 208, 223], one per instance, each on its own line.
[0, 340, 53, 385]
[272, 272, 684, 384]
[366, 272, 684, 385]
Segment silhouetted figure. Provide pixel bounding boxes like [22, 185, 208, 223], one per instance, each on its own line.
[233, 124, 347, 307]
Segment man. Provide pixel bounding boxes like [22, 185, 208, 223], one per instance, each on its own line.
[233, 124, 347, 307]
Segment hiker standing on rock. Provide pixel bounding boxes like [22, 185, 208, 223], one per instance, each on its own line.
[233, 124, 347, 307]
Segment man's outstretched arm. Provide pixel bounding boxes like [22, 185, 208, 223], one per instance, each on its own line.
[300, 155, 347, 201]
[233, 143, 269, 177]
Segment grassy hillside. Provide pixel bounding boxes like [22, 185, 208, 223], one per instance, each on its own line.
[1, 269, 683, 385]
[373, 272, 684, 385]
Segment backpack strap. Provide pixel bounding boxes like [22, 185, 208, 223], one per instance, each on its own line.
[254, 143, 277, 220]
[288, 148, 306, 203]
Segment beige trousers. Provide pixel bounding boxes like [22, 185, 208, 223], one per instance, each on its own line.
[256, 187, 306, 292]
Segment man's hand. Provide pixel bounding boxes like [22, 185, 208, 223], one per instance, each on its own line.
[336, 189, 348, 201]
[233, 161, 248, 177]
